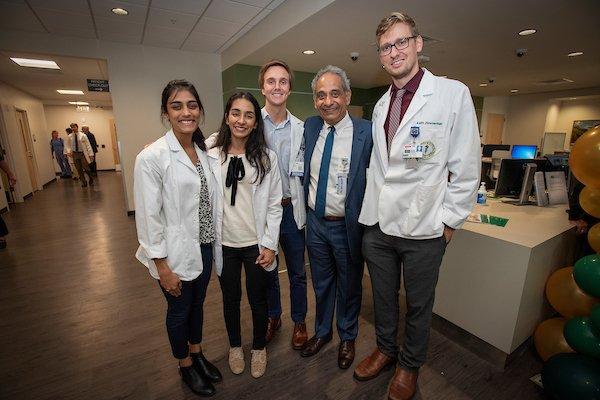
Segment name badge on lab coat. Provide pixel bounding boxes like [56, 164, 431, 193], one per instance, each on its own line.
[402, 143, 424, 159]
[290, 138, 305, 177]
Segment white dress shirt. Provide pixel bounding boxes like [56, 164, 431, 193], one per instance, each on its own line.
[308, 112, 353, 217]
[262, 108, 292, 199]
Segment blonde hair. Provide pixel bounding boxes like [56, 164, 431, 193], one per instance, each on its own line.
[376, 12, 419, 39]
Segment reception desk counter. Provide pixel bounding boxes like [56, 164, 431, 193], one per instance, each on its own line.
[433, 199, 576, 358]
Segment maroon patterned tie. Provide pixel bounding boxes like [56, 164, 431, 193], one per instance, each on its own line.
[386, 88, 405, 154]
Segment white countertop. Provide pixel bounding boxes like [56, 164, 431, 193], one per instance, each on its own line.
[463, 198, 574, 248]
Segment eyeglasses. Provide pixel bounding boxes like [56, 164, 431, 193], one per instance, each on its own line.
[378, 36, 417, 56]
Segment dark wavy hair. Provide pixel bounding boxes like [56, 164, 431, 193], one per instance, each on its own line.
[160, 79, 206, 151]
[215, 91, 271, 184]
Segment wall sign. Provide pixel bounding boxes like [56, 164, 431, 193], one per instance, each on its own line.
[87, 79, 109, 92]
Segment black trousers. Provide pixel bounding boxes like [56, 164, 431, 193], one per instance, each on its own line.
[219, 244, 268, 350]
[160, 244, 212, 359]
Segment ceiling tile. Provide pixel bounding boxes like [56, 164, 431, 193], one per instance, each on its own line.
[143, 25, 189, 49]
[0, 1, 46, 32]
[50, 27, 98, 40]
[266, 0, 285, 10]
[204, 0, 261, 24]
[99, 31, 142, 44]
[89, 0, 147, 24]
[182, 31, 227, 53]
[95, 16, 144, 36]
[194, 17, 242, 37]
[150, 0, 210, 15]
[35, 8, 95, 32]
[246, 8, 271, 27]
[27, 0, 90, 14]
[233, 0, 273, 7]
[147, 7, 198, 31]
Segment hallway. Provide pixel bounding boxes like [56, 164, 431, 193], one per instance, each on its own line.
[0, 172, 546, 400]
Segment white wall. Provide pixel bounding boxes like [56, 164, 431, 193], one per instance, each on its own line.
[0, 82, 54, 202]
[0, 29, 223, 212]
[44, 105, 116, 171]
[552, 98, 600, 145]
[480, 96, 509, 143]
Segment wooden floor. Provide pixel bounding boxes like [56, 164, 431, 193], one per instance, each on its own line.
[0, 172, 548, 400]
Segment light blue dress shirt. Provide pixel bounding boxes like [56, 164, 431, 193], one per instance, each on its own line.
[262, 108, 292, 198]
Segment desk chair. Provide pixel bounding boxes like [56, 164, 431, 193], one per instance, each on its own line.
[489, 150, 511, 180]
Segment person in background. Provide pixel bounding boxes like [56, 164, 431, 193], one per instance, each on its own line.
[64, 128, 77, 180]
[134, 79, 222, 397]
[81, 125, 99, 177]
[50, 130, 72, 178]
[66, 123, 94, 187]
[208, 91, 282, 379]
[0, 150, 17, 249]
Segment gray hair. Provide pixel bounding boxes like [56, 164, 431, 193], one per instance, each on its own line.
[311, 65, 351, 95]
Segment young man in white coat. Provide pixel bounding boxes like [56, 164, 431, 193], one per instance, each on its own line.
[67, 123, 95, 187]
[354, 12, 481, 400]
[258, 60, 309, 349]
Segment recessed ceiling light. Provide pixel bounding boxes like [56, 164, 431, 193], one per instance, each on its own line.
[510, 89, 519, 93]
[302, 50, 315, 55]
[518, 29, 537, 36]
[567, 51, 584, 57]
[111, 7, 128, 15]
[479, 83, 488, 87]
[68, 101, 89, 105]
[57, 89, 84, 95]
[10, 57, 60, 69]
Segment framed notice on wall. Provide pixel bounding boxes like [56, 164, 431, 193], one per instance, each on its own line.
[571, 120, 600, 144]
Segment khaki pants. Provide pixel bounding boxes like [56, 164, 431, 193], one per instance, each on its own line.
[72, 151, 92, 184]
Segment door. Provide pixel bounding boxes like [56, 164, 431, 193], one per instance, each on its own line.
[485, 113, 505, 144]
[109, 118, 121, 169]
[16, 110, 38, 192]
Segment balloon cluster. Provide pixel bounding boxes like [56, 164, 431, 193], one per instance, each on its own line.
[535, 125, 600, 399]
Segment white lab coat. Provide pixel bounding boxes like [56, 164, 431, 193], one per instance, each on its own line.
[207, 146, 283, 276]
[66, 132, 94, 163]
[134, 130, 218, 281]
[359, 68, 481, 239]
[205, 111, 306, 229]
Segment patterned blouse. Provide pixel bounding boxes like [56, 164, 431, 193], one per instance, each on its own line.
[196, 161, 215, 244]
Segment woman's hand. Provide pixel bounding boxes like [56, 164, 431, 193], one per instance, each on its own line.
[256, 248, 275, 269]
[155, 258, 182, 296]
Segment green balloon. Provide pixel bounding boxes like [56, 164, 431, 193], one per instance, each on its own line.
[542, 353, 600, 400]
[574, 254, 600, 298]
[592, 304, 600, 335]
[565, 317, 600, 358]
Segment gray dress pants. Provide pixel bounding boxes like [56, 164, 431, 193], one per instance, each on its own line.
[362, 224, 447, 370]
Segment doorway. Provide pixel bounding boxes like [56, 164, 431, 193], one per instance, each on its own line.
[109, 118, 121, 171]
[15, 109, 38, 193]
[485, 113, 505, 144]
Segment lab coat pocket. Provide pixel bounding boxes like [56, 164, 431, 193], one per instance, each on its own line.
[165, 225, 185, 269]
[403, 180, 445, 236]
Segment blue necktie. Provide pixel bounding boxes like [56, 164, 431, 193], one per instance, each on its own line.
[314, 126, 335, 218]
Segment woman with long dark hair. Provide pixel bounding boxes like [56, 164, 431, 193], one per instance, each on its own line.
[134, 79, 222, 396]
[208, 91, 282, 378]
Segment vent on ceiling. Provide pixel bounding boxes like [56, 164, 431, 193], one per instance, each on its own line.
[535, 78, 574, 85]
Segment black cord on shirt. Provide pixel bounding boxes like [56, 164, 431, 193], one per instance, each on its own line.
[225, 156, 245, 206]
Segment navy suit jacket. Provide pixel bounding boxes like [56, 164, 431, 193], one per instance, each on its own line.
[303, 115, 373, 264]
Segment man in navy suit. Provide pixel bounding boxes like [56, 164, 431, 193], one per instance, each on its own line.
[300, 65, 373, 370]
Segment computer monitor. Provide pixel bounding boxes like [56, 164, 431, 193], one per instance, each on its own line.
[482, 144, 511, 157]
[511, 145, 537, 159]
[494, 158, 552, 197]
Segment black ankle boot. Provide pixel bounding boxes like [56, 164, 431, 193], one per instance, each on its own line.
[191, 352, 223, 383]
[179, 365, 216, 397]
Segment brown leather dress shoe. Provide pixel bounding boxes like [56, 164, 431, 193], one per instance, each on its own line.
[300, 335, 331, 357]
[292, 322, 308, 350]
[388, 367, 418, 400]
[265, 317, 281, 343]
[354, 347, 395, 381]
[338, 340, 355, 369]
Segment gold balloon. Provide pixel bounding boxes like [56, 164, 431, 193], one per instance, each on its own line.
[546, 267, 600, 318]
[589, 223, 600, 254]
[570, 125, 600, 189]
[580, 187, 600, 219]
[534, 317, 575, 361]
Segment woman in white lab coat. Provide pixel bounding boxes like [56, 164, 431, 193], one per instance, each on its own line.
[208, 91, 282, 379]
[133, 79, 221, 397]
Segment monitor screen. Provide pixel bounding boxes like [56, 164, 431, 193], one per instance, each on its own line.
[494, 158, 552, 197]
[482, 144, 511, 157]
[511, 145, 537, 159]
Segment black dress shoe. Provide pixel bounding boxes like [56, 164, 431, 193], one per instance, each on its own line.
[300, 335, 332, 357]
[338, 340, 355, 369]
[191, 352, 223, 383]
[179, 365, 216, 397]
